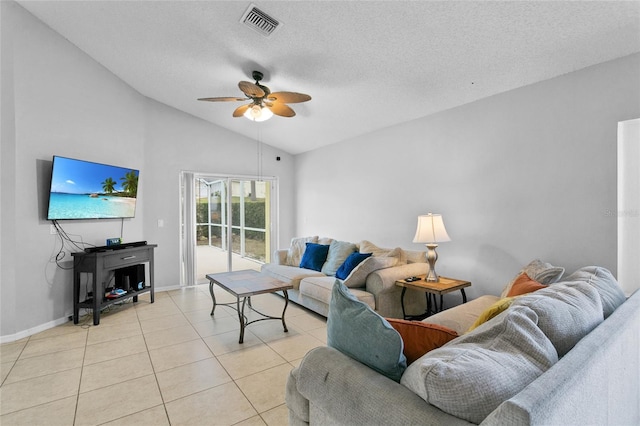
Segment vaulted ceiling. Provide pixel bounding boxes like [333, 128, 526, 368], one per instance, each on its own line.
[18, 1, 640, 154]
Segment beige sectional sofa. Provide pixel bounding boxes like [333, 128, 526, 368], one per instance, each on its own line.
[260, 237, 429, 318]
[286, 263, 639, 425]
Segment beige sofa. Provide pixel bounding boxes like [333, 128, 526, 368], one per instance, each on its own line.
[286, 264, 639, 425]
[260, 237, 429, 318]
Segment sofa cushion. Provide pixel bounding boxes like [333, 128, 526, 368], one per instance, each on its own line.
[342, 256, 398, 288]
[335, 252, 372, 280]
[327, 280, 407, 382]
[401, 306, 558, 424]
[501, 259, 564, 298]
[299, 242, 330, 271]
[506, 272, 547, 297]
[321, 240, 357, 276]
[359, 240, 407, 265]
[300, 276, 375, 310]
[423, 295, 500, 335]
[286, 236, 318, 266]
[260, 264, 325, 290]
[511, 281, 603, 357]
[564, 266, 626, 318]
[386, 319, 458, 365]
[466, 297, 515, 333]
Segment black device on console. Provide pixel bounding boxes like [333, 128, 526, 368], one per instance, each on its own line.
[85, 240, 147, 253]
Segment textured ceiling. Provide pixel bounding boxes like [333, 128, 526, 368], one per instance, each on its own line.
[17, 1, 640, 154]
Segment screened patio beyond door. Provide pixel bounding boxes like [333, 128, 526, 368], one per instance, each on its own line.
[193, 177, 274, 283]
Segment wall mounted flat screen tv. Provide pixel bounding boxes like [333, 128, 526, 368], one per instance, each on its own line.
[47, 156, 140, 220]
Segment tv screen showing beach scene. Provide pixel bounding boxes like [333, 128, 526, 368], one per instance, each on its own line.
[47, 156, 139, 220]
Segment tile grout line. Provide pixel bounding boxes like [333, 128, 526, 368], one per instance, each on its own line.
[1, 285, 327, 425]
[0, 339, 26, 388]
[72, 326, 90, 426]
[171, 289, 271, 424]
[146, 291, 180, 425]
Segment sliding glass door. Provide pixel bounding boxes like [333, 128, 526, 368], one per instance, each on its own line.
[181, 172, 277, 285]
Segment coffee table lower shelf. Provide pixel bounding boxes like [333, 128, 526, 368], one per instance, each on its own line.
[206, 270, 293, 343]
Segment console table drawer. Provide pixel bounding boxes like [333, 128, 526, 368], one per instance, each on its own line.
[103, 250, 150, 269]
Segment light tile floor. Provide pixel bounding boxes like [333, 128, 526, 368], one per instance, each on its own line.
[0, 285, 327, 425]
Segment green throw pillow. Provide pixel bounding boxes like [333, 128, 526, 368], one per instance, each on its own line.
[327, 280, 407, 382]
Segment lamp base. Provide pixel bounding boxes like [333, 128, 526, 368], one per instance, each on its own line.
[424, 243, 440, 282]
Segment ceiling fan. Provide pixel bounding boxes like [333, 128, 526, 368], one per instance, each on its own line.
[198, 71, 311, 122]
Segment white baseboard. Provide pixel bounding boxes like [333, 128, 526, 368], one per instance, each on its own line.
[0, 316, 71, 344]
[0, 286, 183, 344]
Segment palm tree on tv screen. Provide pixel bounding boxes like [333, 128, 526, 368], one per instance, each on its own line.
[120, 171, 138, 197]
[102, 177, 117, 194]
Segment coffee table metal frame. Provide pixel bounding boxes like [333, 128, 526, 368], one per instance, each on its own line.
[206, 270, 293, 343]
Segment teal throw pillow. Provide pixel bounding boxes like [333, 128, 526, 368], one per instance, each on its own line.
[299, 242, 330, 271]
[327, 280, 407, 382]
[336, 252, 372, 280]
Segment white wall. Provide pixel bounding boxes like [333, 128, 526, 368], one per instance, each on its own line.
[1, 1, 145, 339]
[142, 100, 296, 288]
[295, 53, 640, 299]
[618, 118, 640, 296]
[1, 0, 18, 344]
[0, 2, 295, 340]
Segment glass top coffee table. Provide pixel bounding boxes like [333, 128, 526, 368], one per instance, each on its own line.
[206, 270, 294, 343]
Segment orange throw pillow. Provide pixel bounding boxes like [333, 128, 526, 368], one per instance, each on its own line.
[386, 318, 458, 364]
[506, 272, 548, 297]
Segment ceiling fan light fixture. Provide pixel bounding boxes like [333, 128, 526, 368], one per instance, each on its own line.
[199, 69, 310, 120]
[244, 104, 273, 122]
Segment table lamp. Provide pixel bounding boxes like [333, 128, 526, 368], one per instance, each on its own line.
[413, 213, 451, 282]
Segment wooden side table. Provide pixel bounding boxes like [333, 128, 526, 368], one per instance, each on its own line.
[395, 276, 471, 320]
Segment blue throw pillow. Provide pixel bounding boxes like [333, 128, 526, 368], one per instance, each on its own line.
[327, 280, 407, 382]
[335, 252, 372, 280]
[299, 242, 330, 271]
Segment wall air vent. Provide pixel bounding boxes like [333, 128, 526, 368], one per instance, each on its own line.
[241, 4, 281, 37]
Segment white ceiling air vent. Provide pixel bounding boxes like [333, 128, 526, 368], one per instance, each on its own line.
[240, 4, 281, 37]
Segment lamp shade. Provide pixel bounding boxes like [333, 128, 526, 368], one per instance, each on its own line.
[413, 213, 451, 244]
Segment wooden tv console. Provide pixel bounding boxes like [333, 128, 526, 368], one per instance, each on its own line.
[72, 244, 157, 325]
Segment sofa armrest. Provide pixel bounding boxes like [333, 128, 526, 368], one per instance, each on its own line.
[286, 367, 310, 425]
[365, 263, 429, 318]
[292, 346, 470, 426]
[273, 249, 288, 265]
[365, 262, 429, 295]
[481, 289, 640, 426]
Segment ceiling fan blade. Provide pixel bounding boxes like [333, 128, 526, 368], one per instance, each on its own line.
[267, 92, 311, 104]
[238, 81, 265, 98]
[198, 97, 247, 102]
[233, 104, 251, 117]
[267, 103, 296, 117]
